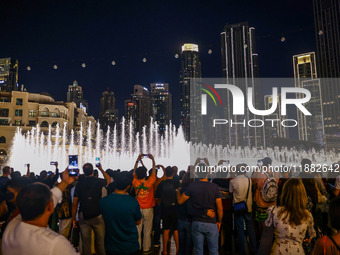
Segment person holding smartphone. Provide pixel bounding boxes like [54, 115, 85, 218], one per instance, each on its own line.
[72, 162, 111, 255]
[132, 153, 156, 254]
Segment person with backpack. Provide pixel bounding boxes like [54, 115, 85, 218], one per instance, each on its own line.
[155, 166, 180, 255]
[72, 163, 111, 255]
[229, 164, 257, 255]
[252, 157, 278, 241]
[132, 154, 156, 254]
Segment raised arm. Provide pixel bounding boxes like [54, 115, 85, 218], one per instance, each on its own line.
[25, 164, 30, 177]
[134, 154, 144, 174]
[97, 163, 111, 185]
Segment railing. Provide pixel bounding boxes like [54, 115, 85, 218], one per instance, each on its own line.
[38, 111, 68, 119]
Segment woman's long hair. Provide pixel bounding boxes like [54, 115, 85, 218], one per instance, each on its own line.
[279, 178, 309, 226]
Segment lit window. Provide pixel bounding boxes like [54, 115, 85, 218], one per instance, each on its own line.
[29, 110, 36, 117]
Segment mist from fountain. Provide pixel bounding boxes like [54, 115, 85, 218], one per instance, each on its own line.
[8, 118, 340, 175]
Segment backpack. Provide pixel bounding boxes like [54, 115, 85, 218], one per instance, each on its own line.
[261, 173, 278, 203]
[160, 180, 178, 208]
[78, 179, 103, 219]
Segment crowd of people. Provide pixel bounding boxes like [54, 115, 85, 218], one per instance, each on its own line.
[0, 154, 340, 255]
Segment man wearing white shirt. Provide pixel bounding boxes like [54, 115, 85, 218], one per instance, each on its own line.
[2, 170, 78, 255]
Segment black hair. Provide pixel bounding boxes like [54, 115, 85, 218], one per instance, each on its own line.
[16, 183, 52, 221]
[329, 197, 340, 230]
[135, 166, 147, 180]
[2, 166, 10, 175]
[40, 170, 47, 179]
[7, 177, 32, 192]
[93, 169, 99, 177]
[11, 171, 21, 179]
[165, 166, 174, 177]
[115, 172, 133, 190]
[83, 163, 94, 176]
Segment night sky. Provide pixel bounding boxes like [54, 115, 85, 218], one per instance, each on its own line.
[0, 0, 316, 125]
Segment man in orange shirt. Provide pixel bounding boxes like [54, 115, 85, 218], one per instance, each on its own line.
[132, 153, 156, 254]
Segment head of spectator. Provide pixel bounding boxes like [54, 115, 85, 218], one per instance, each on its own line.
[179, 170, 186, 180]
[135, 166, 147, 180]
[39, 170, 48, 180]
[280, 178, 309, 225]
[236, 163, 247, 176]
[181, 172, 193, 188]
[165, 166, 174, 178]
[172, 166, 178, 176]
[83, 163, 94, 177]
[6, 177, 32, 205]
[11, 171, 21, 179]
[93, 169, 99, 178]
[329, 197, 340, 231]
[301, 158, 312, 176]
[16, 183, 54, 227]
[2, 166, 11, 177]
[29, 172, 36, 181]
[260, 157, 272, 171]
[115, 172, 133, 192]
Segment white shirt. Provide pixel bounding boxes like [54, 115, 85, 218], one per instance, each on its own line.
[2, 187, 79, 255]
[229, 175, 252, 212]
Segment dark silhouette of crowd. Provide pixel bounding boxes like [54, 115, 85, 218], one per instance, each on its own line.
[0, 155, 340, 255]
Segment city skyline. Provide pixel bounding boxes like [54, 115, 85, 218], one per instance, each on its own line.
[0, 0, 318, 125]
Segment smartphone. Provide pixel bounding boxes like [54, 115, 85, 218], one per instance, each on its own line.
[68, 155, 78, 176]
[50, 161, 56, 165]
[257, 160, 263, 167]
[95, 157, 100, 167]
[200, 158, 205, 162]
[143, 154, 149, 158]
[24, 164, 29, 167]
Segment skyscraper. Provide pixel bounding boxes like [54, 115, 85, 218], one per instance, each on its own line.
[293, 52, 324, 146]
[313, 0, 340, 149]
[263, 94, 288, 148]
[150, 83, 172, 133]
[124, 85, 151, 133]
[179, 43, 201, 141]
[99, 90, 119, 132]
[66, 80, 89, 113]
[221, 22, 262, 148]
[0, 58, 18, 92]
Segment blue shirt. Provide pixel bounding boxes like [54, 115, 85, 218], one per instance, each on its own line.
[100, 193, 141, 254]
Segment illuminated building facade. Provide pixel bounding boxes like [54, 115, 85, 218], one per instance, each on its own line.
[66, 80, 89, 113]
[179, 43, 201, 141]
[0, 58, 19, 92]
[150, 83, 172, 133]
[313, 0, 340, 150]
[293, 52, 324, 146]
[221, 22, 262, 148]
[125, 85, 151, 133]
[99, 90, 119, 132]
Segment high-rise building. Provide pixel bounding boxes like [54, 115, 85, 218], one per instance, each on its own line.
[293, 52, 324, 146]
[99, 90, 119, 132]
[179, 43, 201, 141]
[263, 94, 288, 148]
[313, 0, 340, 150]
[124, 85, 151, 133]
[66, 80, 89, 113]
[0, 58, 19, 92]
[150, 83, 172, 133]
[221, 22, 262, 148]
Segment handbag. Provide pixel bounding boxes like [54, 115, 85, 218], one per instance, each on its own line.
[257, 206, 276, 255]
[233, 178, 250, 216]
